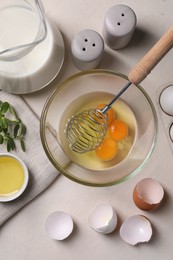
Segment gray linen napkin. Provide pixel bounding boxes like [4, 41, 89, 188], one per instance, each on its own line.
[0, 91, 59, 226]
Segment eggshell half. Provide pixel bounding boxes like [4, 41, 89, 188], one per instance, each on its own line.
[133, 178, 164, 211]
[88, 203, 118, 234]
[45, 211, 74, 240]
[120, 215, 152, 246]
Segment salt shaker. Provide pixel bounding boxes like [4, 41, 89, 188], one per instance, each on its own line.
[103, 5, 137, 49]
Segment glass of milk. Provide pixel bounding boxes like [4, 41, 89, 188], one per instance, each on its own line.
[0, 0, 47, 61]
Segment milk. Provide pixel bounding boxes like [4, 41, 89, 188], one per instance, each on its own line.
[0, 4, 53, 78]
[0, 5, 39, 52]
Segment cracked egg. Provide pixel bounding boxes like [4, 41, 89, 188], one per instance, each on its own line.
[88, 203, 118, 234]
[120, 215, 152, 246]
[45, 211, 74, 240]
[133, 178, 164, 211]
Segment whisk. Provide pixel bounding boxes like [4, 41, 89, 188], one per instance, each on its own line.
[66, 26, 173, 153]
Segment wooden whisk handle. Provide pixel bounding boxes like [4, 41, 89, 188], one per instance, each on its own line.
[128, 26, 173, 85]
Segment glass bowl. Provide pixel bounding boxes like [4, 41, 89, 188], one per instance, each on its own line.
[40, 70, 157, 187]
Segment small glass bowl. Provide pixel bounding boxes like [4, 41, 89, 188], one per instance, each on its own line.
[40, 70, 157, 187]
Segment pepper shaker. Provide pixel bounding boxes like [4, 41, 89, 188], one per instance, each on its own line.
[71, 29, 104, 70]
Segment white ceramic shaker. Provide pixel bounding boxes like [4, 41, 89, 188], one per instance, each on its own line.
[71, 29, 104, 70]
[103, 5, 137, 49]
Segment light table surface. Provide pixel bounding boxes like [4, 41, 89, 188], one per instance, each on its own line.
[1, 0, 173, 259]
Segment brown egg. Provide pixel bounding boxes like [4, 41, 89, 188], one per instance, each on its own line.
[133, 178, 164, 211]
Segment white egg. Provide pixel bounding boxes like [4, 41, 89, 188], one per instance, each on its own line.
[45, 211, 74, 240]
[120, 215, 152, 246]
[169, 124, 173, 142]
[88, 203, 118, 234]
[160, 85, 173, 116]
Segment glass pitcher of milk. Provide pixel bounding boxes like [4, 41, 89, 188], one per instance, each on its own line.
[0, 0, 64, 94]
[0, 0, 47, 61]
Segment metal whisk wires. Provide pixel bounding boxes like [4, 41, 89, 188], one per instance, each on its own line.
[66, 81, 132, 153]
[66, 109, 108, 153]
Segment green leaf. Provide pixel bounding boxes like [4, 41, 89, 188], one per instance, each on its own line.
[1, 117, 8, 129]
[18, 123, 26, 136]
[14, 124, 20, 138]
[0, 101, 26, 152]
[20, 139, 26, 152]
[0, 119, 3, 129]
[7, 141, 12, 152]
[0, 102, 9, 114]
[2, 127, 8, 134]
[0, 134, 3, 144]
[9, 104, 18, 119]
[0, 117, 8, 129]
[7, 138, 15, 151]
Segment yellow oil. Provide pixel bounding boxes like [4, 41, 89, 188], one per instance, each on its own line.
[59, 92, 137, 171]
[0, 156, 25, 197]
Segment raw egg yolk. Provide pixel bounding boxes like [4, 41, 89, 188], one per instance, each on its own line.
[95, 138, 118, 161]
[96, 104, 116, 125]
[109, 120, 128, 141]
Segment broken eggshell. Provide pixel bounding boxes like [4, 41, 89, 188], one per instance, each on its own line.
[120, 215, 152, 246]
[133, 178, 164, 211]
[45, 211, 74, 240]
[88, 203, 118, 234]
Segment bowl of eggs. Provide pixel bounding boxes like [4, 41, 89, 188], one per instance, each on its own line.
[40, 69, 157, 186]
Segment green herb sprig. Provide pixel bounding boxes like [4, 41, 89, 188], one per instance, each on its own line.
[0, 101, 26, 152]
